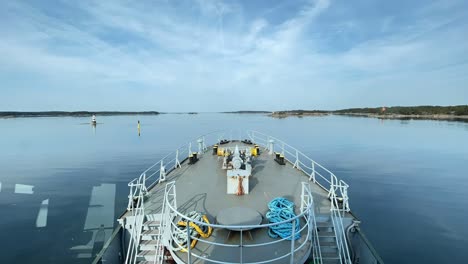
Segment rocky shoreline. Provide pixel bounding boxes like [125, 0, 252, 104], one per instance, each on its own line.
[267, 111, 468, 122]
[336, 113, 468, 121]
[269, 111, 329, 118]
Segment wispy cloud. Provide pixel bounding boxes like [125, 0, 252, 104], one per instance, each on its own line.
[0, 0, 467, 111]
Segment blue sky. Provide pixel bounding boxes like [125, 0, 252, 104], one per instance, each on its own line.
[1, 0, 467, 111]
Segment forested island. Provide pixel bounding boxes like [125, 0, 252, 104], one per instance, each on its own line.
[333, 105, 468, 121]
[269, 105, 468, 121]
[334, 105, 468, 115]
[3, 106, 468, 121]
[0, 111, 160, 118]
[270, 110, 328, 118]
[222, 111, 272, 114]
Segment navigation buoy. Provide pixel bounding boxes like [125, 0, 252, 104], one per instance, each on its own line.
[91, 114, 97, 125]
[137, 120, 141, 136]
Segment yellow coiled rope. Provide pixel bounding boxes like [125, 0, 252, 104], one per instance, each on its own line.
[177, 215, 213, 238]
[172, 211, 213, 252]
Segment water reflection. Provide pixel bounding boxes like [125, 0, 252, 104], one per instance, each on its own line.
[0, 114, 467, 264]
[0, 172, 119, 263]
[400, 120, 410, 125]
[70, 184, 115, 260]
[14, 184, 34, 194]
[36, 199, 49, 227]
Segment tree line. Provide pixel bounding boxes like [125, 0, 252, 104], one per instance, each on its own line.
[333, 105, 468, 116]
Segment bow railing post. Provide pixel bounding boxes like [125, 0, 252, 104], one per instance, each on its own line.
[159, 161, 166, 183]
[328, 174, 335, 198]
[293, 150, 300, 169]
[197, 138, 203, 154]
[290, 219, 296, 264]
[339, 181, 351, 214]
[142, 173, 148, 194]
[309, 161, 316, 183]
[175, 150, 181, 168]
[187, 220, 192, 264]
[300, 184, 305, 213]
[268, 139, 275, 155]
[127, 184, 134, 210]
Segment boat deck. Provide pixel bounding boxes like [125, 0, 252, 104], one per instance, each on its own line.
[129, 141, 335, 263]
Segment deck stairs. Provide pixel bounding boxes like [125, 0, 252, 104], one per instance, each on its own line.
[317, 219, 341, 264]
[136, 213, 165, 264]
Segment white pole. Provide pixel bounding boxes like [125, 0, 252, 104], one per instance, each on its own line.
[268, 139, 275, 155]
[290, 220, 296, 263]
[187, 221, 192, 263]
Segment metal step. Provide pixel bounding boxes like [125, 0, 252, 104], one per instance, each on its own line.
[321, 251, 340, 259]
[322, 258, 341, 264]
[317, 221, 333, 228]
[140, 240, 160, 251]
[146, 213, 163, 222]
[318, 231, 335, 237]
[141, 229, 160, 236]
[320, 245, 339, 253]
[138, 257, 167, 264]
[137, 249, 164, 261]
[140, 240, 159, 246]
[143, 220, 161, 227]
[320, 241, 338, 247]
[317, 221, 340, 262]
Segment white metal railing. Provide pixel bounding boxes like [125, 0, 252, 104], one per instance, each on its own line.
[136, 130, 259, 193]
[123, 131, 227, 264]
[247, 130, 351, 212]
[123, 130, 352, 264]
[163, 180, 316, 264]
[151, 181, 177, 264]
[139, 131, 227, 190]
[247, 130, 352, 263]
[301, 182, 322, 264]
[247, 130, 350, 205]
[330, 180, 352, 264]
[125, 176, 146, 264]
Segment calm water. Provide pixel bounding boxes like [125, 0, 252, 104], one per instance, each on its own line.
[0, 114, 467, 263]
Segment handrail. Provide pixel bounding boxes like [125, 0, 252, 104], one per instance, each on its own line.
[124, 178, 145, 264]
[151, 184, 168, 264]
[134, 130, 229, 190]
[247, 130, 343, 196]
[165, 183, 308, 229]
[330, 187, 352, 264]
[302, 182, 322, 264]
[247, 130, 352, 264]
[163, 180, 316, 264]
[123, 130, 352, 264]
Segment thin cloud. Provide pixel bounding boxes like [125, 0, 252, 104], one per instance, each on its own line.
[0, 0, 467, 111]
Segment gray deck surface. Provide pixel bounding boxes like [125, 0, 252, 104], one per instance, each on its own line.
[133, 142, 335, 263]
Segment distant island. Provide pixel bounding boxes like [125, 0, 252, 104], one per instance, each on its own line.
[270, 110, 328, 118]
[0, 111, 160, 118]
[269, 105, 468, 121]
[222, 111, 272, 114]
[3, 105, 468, 122]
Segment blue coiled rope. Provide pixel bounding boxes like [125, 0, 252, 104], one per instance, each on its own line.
[266, 197, 301, 240]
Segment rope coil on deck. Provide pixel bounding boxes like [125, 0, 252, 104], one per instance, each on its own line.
[171, 211, 213, 252]
[266, 197, 301, 240]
